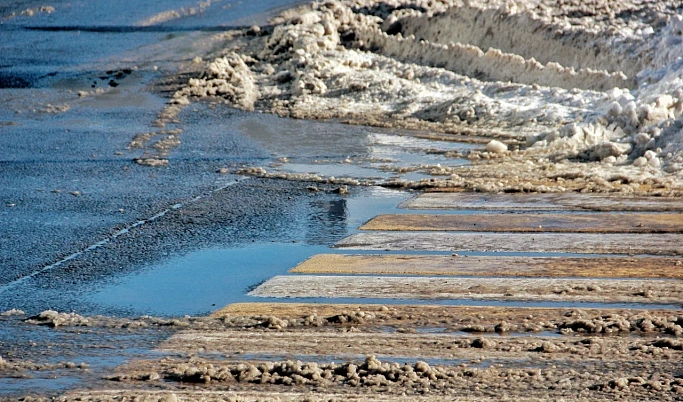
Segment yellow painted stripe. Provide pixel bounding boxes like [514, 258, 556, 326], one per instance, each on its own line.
[403, 192, 683, 211]
[290, 254, 683, 279]
[336, 232, 683, 255]
[361, 213, 683, 233]
[211, 302, 676, 319]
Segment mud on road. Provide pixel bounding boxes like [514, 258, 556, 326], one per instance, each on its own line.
[5, 303, 678, 401]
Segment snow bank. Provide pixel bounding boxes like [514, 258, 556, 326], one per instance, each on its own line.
[174, 0, 683, 194]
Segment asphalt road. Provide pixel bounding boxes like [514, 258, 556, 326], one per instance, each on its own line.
[0, 93, 402, 315]
[1, 0, 383, 316]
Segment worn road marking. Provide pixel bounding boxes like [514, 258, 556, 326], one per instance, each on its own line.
[211, 302, 679, 321]
[289, 254, 683, 279]
[249, 275, 683, 304]
[401, 192, 683, 211]
[160, 330, 681, 362]
[361, 213, 683, 233]
[336, 232, 683, 255]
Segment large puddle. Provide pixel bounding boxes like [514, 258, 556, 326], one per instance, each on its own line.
[89, 187, 410, 316]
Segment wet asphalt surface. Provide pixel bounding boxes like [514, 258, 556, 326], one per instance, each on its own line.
[0, 99, 387, 316]
[0, 1, 388, 394]
[0, 3, 416, 394]
[0, 0, 483, 320]
[0, 0, 375, 316]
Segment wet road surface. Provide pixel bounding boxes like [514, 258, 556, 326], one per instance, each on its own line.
[1, 0, 415, 316]
[2, 1, 682, 400]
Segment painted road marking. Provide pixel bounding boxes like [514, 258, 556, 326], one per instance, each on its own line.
[290, 254, 683, 279]
[401, 192, 683, 211]
[336, 232, 683, 255]
[360, 213, 683, 233]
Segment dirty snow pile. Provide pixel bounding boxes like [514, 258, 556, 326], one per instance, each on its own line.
[174, 0, 683, 194]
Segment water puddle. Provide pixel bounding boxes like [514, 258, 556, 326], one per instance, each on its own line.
[239, 115, 472, 183]
[0, 318, 169, 397]
[0, 347, 166, 397]
[89, 243, 330, 316]
[88, 187, 410, 316]
[0, 377, 81, 397]
[91, 181, 677, 316]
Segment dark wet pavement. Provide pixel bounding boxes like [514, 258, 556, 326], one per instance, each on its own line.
[0, 0, 436, 317]
[0, 0, 311, 314]
[0, 0, 298, 85]
[0, 1, 486, 397]
[0, 89, 419, 316]
[2, 0, 399, 396]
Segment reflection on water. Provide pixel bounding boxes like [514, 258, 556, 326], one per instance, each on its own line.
[89, 187, 409, 316]
[307, 199, 348, 245]
[89, 243, 330, 316]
